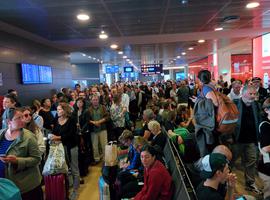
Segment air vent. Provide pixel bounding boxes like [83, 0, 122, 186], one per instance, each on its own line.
[223, 15, 240, 23]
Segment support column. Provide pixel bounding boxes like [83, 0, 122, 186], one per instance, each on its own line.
[217, 51, 231, 83]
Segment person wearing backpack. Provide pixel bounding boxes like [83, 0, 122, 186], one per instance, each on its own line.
[232, 84, 263, 195]
[258, 98, 270, 200]
[194, 70, 239, 156]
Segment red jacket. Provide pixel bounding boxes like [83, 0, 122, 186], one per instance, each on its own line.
[134, 160, 173, 200]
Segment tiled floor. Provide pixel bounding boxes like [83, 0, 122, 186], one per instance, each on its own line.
[77, 163, 102, 200]
[74, 161, 264, 200]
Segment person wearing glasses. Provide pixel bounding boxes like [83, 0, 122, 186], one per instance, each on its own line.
[21, 107, 45, 155]
[0, 108, 43, 200]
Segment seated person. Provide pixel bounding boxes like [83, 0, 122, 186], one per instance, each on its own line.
[116, 136, 148, 199]
[148, 120, 167, 151]
[196, 153, 236, 200]
[118, 130, 142, 171]
[134, 145, 173, 200]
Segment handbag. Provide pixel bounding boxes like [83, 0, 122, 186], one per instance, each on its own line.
[42, 142, 68, 175]
[104, 141, 118, 166]
[0, 178, 22, 200]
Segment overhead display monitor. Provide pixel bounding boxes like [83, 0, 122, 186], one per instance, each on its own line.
[105, 65, 119, 74]
[21, 63, 39, 84]
[141, 64, 163, 75]
[124, 66, 134, 73]
[39, 66, 53, 83]
[176, 72, 186, 80]
[21, 63, 53, 84]
[253, 32, 270, 88]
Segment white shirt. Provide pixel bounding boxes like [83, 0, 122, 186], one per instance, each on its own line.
[227, 90, 241, 101]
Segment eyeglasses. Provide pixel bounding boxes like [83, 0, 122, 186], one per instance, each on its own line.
[24, 113, 31, 118]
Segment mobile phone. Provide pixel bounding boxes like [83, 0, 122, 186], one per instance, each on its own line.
[0, 154, 6, 157]
[129, 171, 136, 174]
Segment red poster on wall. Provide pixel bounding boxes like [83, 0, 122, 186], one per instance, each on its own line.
[188, 57, 209, 80]
[231, 54, 253, 83]
[253, 33, 270, 88]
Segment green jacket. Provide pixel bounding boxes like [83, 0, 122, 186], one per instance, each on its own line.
[0, 128, 42, 194]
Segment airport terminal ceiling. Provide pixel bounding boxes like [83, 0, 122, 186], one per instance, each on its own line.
[0, 0, 270, 66]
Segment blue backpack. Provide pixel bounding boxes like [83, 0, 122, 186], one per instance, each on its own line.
[0, 178, 22, 200]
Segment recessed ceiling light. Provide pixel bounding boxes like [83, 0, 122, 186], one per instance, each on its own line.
[88, 56, 91, 58]
[188, 47, 194, 50]
[182, 52, 186, 55]
[118, 51, 123, 55]
[93, 57, 96, 60]
[198, 39, 205, 43]
[82, 53, 86, 56]
[110, 44, 118, 49]
[77, 14, 90, 21]
[99, 31, 108, 39]
[123, 55, 127, 59]
[214, 27, 223, 31]
[246, 2, 260, 8]
[173, 58, 176, 61]
[177, 56, 181, 59]
[126, 59, 130, 62]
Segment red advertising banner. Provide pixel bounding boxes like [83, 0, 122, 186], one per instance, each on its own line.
[231, 54, 253, 83]
[253, 33, 270, 88]
[188, 57, 210, 80]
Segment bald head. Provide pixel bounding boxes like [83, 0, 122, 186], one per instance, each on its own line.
[212, 145, 232, 161]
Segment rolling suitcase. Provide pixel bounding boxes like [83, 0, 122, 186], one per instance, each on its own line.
[99, 176, 110, 200]
[44, 174, 68, 200]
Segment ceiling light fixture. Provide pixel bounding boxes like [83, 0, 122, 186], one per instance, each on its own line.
[246, 2, 260, 8]
[214, 27, 223, 31]
[198, 39, 205, 43]
[123, 55, 127, 59]
[188, 47, 194, 50]
[99, 31, 108, 39]
[110, 44, 118, 49]
[82, 53, 86, 56]
[182, 52, 186, 55]
[77, 14, 90, 21]
[177, 56, 181, 59]
[126, 59, 130, 62]
[88, 56, 91, 58]
[118, 51, 123, 55]
[93, 57, 96, 60]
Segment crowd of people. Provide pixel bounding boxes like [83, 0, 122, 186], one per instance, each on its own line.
[0, 70, 269, 200]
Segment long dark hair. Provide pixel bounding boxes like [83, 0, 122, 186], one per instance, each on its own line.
[21, 106, 39, 134]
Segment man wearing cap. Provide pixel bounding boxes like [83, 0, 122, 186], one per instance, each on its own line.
[196, 153, 236, 200]
[252, 77, 268, 104]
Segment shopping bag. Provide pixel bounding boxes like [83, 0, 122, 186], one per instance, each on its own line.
[42, 142, 68, 175]
[0, 178, 22, 200]
[104, 141, 118, 166]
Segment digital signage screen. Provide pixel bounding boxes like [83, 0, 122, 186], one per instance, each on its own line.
[141, 64, 163, 75]
[39, 66, 52, 83]
[106, 65, 119, 74]
[253, 32, 270, 88]
[21, 63, 52, 84]
[21, 63, 40, 84]
[124, 66, 134, 73]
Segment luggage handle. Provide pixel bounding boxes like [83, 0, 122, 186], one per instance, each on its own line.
[107, 141, 117, 145]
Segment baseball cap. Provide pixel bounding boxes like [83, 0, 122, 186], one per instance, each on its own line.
[201, 153, 228, 179]
[251, 77, 261, 82]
